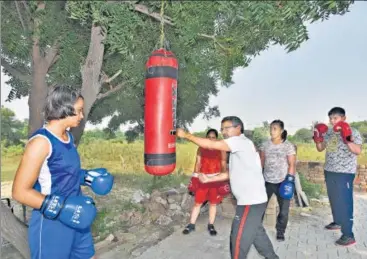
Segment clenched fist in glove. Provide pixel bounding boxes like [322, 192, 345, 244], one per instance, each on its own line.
[313, 123, 329, 143]
[80, 168, 114, 196]
[188, 173, 200, 194]
[40, 194, 97, 230]
[333, 121, 353, 144]
[279, 174, 295, 200]
[217, 182, 231, 196]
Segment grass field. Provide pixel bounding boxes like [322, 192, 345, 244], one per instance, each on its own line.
[2, 140, 367, 183]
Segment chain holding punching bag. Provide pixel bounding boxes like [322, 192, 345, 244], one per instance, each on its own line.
[144, 48, 178, 176]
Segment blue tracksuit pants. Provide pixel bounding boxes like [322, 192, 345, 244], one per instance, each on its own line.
[324, 170, 355, 238]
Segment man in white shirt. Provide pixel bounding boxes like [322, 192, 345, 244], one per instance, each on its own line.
[176, 116, 278, 259]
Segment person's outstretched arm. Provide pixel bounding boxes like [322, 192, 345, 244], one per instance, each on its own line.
[176, 128, 231, 152]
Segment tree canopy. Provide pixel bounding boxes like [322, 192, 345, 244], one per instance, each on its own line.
[1, 106, 27, 147]
[1, 1, 354, 141]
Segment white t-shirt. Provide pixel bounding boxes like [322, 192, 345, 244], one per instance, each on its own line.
[224, 134, 268, 205]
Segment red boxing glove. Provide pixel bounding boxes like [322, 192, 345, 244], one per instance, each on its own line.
[217, 182, 231, 196]
[188, 173, 200, 194]
[333, 121, 352, 143]
[313, 123, 328, 143]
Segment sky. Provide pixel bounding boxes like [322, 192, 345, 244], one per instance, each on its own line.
[1, 2, 367, 134]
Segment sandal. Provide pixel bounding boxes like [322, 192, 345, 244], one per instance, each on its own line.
[182, 223, 195, 235]
[208, 224, 217, 236]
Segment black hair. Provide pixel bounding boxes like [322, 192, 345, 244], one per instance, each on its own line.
[328, 107, 346, 117]
[43, 85, 84, 121]
[206, 128, 219, 138]
[221, 116, 244, 134]
[271, 119, 287, 142]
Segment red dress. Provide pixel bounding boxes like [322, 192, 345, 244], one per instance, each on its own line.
[188, 147, 230, 204]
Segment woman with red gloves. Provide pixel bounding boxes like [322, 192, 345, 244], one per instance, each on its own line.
[183, 129, 229, 236]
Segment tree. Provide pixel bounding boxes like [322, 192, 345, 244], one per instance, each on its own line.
[292, 128, 313, 143]
[0, 202, 30, 259]
[350, 121, 367, 142]
[1, 106, 27, 146]
[0, 1, 355, 256]
[1, 1, 355, 144]
[1, 1, 87, 138]
[252, 126, 269, 148]
[251, 121, 270, 147]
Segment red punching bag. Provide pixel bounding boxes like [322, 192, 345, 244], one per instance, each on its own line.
[144, 48, 178, 176]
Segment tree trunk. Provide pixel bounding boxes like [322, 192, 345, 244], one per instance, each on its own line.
[28, 67, 48, 137]
[2, 3, 60, 257]
[0, 202, 30, 259]
[71, 119, 87, 146]
[71, 24, 106, 145]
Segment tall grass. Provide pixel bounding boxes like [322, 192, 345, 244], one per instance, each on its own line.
[2, 140, 367, 182]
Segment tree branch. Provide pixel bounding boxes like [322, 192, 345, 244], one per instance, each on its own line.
[1, 58, 32, 84]
[15, 1, 27, 32]
[96, 82, 126, 100]
[22, 0, 31, 15]
[197, 33, 229, 52]
[44, 40, 60, 69]
[133, 4, 174, 26]
[107, 1, 175, 25]
[125, 2, 228, 51]
[109, 1, 231, 54]
[102, 69, 122, 84]
[32, 2, 46, 63]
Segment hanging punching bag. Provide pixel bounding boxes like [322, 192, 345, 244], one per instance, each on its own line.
[144, 48, 178, 176]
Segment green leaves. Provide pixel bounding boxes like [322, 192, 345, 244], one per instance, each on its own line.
[1, 0, 355, 141]
[1, 107, 27, 147]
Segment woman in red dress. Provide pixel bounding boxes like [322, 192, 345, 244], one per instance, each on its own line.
[183, 129, 228, 236]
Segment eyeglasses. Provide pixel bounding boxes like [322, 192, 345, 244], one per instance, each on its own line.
[220, 126, 235, 132]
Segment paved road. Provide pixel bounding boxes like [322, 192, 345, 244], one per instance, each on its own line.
[131, 194, 367, 259]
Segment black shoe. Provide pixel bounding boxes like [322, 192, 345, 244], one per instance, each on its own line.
[276, 232, 285, 241]
[335, 235, 356, 246]
[325, 222, 341, 230]
[208, 224, 217, 236]
[182, 223, 195, 235]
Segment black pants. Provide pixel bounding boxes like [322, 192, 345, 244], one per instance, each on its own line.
[325, 171, 355, 238]
[230, 203, 278, 259]
[265, 182, 291, 235]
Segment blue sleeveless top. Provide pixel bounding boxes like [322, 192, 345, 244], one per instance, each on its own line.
[30, 127, 82, 197]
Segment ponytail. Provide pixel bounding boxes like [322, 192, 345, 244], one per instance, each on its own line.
[271, 119, 287, 142]
[281, 130, 287, 142]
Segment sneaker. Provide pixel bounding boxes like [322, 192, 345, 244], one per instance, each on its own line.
[276, 232, 285, 242]
[182, 223, 195, 235]
[325, 222, 341, 230]
[335, 235, 356, 246]
[208, 224, 217, 236]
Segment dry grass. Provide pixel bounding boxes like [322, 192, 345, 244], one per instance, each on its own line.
[2, 140, 367, 182]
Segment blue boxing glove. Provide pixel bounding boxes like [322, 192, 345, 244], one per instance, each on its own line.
[40, 194, 97, 230]
[279, 174, 295, 200]
[80, 168, 114, 196]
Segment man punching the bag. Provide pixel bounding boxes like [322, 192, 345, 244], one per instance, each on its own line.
[12, 86, 114, 259]
[314, 107, 362, 246]
[176, 116, 279, 259]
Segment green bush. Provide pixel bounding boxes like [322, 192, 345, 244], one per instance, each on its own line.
[298, 173, 324, 199]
